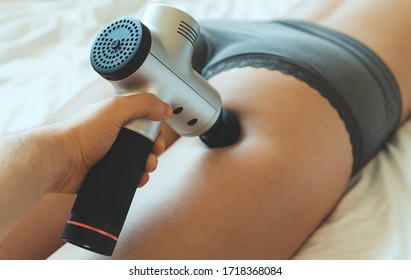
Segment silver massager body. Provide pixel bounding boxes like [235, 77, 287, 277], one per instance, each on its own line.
[91, 4, 222, 141]
[62, 4, 240, 257]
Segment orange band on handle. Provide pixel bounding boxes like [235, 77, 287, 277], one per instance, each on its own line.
[67, 220, 118, 241]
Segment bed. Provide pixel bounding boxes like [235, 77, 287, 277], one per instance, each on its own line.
[1, 0, 410, 259]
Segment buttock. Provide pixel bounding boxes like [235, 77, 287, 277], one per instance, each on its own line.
[192, 19, 402, 175]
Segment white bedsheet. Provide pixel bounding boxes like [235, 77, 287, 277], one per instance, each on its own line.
[1, 0, 410, 259]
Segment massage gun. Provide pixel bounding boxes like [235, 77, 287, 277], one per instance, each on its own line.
[61, 4, 240, 256]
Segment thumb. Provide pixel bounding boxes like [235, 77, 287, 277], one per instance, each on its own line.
[114, 93, 172, 124]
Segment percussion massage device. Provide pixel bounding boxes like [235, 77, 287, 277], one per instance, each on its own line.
[61, 4, 240, 256]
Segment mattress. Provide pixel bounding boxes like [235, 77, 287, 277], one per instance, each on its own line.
[0, 0, 410, 259]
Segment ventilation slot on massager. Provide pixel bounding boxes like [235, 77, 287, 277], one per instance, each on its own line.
[90, 17, 151, 81]
[177, 20, 198, 47]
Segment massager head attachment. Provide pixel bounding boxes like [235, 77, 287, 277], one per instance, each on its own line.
[200, 109, 241, 148]
[90, 17, 151, 81]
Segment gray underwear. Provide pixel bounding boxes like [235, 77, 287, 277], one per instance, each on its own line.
[192, 20, 402, 175]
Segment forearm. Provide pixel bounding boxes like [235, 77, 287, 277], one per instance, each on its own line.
[0, 124, 73, 241]
[0, 93, 171, 256]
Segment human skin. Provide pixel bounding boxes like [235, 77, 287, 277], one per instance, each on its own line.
[0, 93, 171, 244]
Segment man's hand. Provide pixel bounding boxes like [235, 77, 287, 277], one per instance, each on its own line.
[52, 93, 172, 194]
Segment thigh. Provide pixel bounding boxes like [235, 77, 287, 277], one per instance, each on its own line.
[50, 69, 353, 259]
[0, 193, 74, 259]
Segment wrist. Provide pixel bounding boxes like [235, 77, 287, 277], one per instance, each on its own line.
[43, 122, 84, 194]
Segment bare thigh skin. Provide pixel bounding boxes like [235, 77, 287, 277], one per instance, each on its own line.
[1, 0, 411, 259]
[48, 69, 353, 259]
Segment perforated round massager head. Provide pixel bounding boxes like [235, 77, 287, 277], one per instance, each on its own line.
[90, 17, 151, 81]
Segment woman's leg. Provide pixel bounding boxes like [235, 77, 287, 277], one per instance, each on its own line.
[0, 193, 74, 259]
[50, 69, 353, 259]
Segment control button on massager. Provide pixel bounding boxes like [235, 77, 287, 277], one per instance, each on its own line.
[187, 119, 198, 126]
[173, 107, 183, 114]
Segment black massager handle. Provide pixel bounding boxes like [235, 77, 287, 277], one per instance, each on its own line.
[62, 127, 152, 256]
